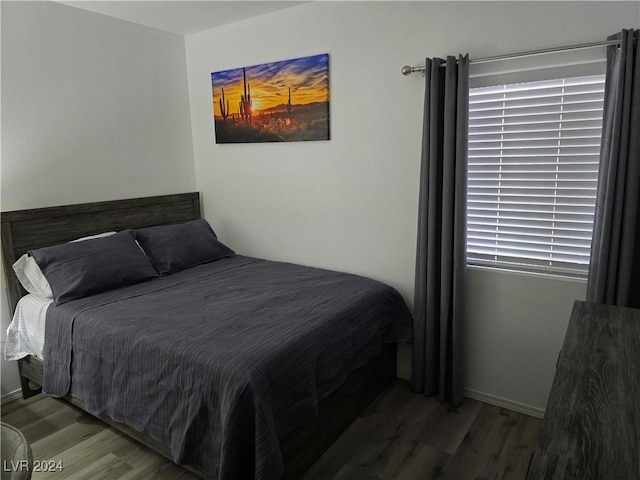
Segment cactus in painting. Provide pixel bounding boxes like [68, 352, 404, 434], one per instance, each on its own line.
[219, 89, 229, 120]
[287, 86, 292, 116]
[239, 68, 252, 123]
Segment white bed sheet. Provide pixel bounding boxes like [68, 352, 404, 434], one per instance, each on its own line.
[5, 293, 51, 361]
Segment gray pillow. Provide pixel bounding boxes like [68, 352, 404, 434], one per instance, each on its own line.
[29, 230, 158, 305]
[135, 219, 235, 276]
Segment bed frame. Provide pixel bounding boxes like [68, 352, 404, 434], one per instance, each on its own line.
[1, 192, 396, 479]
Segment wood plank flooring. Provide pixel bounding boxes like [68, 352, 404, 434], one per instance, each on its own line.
[1, 380, 540, 480]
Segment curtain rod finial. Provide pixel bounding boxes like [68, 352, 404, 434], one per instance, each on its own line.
[401, 65, 414, 76]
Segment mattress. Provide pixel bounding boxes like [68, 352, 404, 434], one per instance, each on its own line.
[5, 293, 51, 360]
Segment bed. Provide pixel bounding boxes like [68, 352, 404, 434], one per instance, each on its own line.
[1, 192, 412, 480]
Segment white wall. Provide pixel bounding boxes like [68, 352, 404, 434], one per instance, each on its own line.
[186, 1, 639, 413]
[1, 1, 195, 397]
[464, 268, 587, 414]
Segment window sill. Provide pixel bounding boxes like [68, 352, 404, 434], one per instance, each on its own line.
[466, 263, 588, 284]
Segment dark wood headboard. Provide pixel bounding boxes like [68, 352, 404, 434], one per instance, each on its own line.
[1, 192, 201, 315]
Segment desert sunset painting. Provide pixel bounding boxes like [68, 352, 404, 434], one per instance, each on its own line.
[211, 54, 330, 143]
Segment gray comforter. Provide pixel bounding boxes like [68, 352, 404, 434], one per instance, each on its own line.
[43, 256, 412, 479]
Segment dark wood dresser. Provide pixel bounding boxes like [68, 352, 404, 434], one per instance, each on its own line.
[527, 300, 640, 480]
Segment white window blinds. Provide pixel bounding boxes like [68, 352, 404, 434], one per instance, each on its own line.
[467, 74, 605, 277]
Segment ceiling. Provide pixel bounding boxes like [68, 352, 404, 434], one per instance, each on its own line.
[55, 1, 307, 36]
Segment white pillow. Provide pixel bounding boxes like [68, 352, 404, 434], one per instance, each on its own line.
[12, 254, 53, 298]
[12, 231, 117, 299]
[70, 231, 117, 243]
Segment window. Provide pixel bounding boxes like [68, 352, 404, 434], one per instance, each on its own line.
[467, 74, 605, 277]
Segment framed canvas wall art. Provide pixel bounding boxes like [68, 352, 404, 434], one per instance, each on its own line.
[211, 54, 330, 144]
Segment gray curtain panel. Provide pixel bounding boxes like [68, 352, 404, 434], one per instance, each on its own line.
[412, 55, 469, 406]
[587, 29, 640, 308]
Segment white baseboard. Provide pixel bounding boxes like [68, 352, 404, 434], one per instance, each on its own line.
[464, 388, 545, 418]
[395, 371, 544, 418]
[1, 389, 22, 406]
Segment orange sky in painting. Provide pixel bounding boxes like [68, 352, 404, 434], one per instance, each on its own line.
[212, 54, 329, 117]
